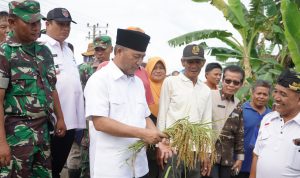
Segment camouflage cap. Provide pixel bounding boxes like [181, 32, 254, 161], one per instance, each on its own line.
[9, 0, 45, 23]
[93, 35, 112, 49]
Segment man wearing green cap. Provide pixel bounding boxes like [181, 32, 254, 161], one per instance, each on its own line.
[250, 69, 300, 178]
[79, 35, 113, 89]
[0, 0, 66, 177]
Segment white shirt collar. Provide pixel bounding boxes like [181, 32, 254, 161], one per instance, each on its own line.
[40, 34, 68, 48]
[109, 61, 134, 81]
[178, 73, 201, 85]
[270, 111, 300, 126]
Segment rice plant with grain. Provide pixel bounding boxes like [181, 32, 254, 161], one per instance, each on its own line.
[128, 117, 218, 170]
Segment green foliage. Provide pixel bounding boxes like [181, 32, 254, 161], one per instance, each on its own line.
[281, 0, 300, 72]
[169, 0, 300, 101]
[168, 30, 232, 47]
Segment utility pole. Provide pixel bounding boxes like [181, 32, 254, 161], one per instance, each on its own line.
[86, 23, 109, 40]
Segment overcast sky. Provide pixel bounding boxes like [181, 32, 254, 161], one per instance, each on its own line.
[0, 0, 250, 78]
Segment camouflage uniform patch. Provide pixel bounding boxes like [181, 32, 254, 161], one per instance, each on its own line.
[0, 117, 51, 178]
[78, 63, 93, 177]
[78, 62, 94, 89]
[0, 31, 56, 177]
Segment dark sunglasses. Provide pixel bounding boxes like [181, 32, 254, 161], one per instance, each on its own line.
[224, 79, 241, 86]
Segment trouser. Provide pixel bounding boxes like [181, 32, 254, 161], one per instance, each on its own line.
[0, 117, 51, 177]
[79, 129, 90, 178]
[51, 129, 75, 178]
[232, 172, 249, 178]
[158, 155, 201, 178]
[141, 147, 159, 178]
[211, 164, 231, 178]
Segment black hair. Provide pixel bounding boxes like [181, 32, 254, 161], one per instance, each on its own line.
[0, 11, 8, 18]
[223, 65, 245, 82]
[205, 62, 222, 73]
[252, 80, 272, 94]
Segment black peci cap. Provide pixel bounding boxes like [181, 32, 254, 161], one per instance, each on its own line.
[116, 28, 150, 52]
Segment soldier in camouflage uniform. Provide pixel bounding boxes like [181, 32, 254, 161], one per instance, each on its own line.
[0, 1, 66, 177]
[79, 43, 95, 89]
[79, 35, 112, 88]
[77, 36, 112, 178]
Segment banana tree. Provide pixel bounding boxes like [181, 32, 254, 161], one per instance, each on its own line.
[168, 0, 280, 80]
[281, 0, 300, 72]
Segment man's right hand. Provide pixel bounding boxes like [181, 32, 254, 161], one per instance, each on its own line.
[141, 129, 167, 145]
[157, 140, 173, 170]
[0, 141, 11, 167]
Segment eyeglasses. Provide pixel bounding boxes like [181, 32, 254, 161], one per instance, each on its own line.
[224, 79, 241, 86]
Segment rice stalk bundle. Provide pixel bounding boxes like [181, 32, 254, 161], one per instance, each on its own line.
[128, 117, 218, 170]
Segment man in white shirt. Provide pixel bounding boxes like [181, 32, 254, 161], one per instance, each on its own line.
[39, 8, 85, 178]
[157, 44, 212, 178]
[250, 69, 300, 178]
[84, 28, 166, 178]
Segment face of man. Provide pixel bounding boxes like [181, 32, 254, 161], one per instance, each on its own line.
[222, 70, 243, 96]
[151, 61, 166, 83]
[94, 46, 112, 62]
[252, 86, 270, 108]
[46, 20, 70, 43]
[0, 16, 9, 42]
[119, 47, 145, 75]
[182, 59, 205, 83]
[273, 84, 300, 119]
[9, 17, 41, 44]
[206, 68, 222, 86]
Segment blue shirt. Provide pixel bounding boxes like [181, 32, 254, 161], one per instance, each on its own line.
[241, 101, 271, 173]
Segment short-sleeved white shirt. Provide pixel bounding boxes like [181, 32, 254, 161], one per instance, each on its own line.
[157, 73, 212, 131]
[254, 111, 300, 178]
[39, 35, 86, 130]
[84, 61, 150, 178]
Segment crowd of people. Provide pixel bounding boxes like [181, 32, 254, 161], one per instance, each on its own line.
[0, 1, 300, 178]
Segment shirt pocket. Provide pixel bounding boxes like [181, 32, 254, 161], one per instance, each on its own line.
[257, 130, 270, 150]
[287, 143, 300, 171]
[11, 69, 38, 95]
[136, 99, 147, 116]
[109, 97, 125, 119]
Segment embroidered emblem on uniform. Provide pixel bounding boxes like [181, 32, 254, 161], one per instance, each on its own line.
[191, 46, 200, 55]
[61, 9, 69, 17]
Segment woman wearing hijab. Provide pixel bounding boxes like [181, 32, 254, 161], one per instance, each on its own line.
[144, 56, 167, 178]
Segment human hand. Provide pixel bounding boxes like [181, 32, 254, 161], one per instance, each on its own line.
[157, 140, 173, 170]
[201, 155, 211, 176]
[231, 160, 242, 176]
[141, 129, 167, 145]
[55, 118, 66, 137]
[0, 141, 11, 167]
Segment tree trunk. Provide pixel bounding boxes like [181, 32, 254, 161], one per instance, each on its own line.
[243, 55, 252, 80]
